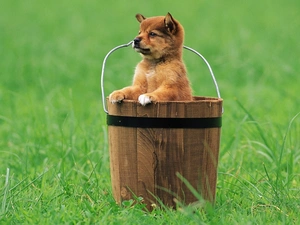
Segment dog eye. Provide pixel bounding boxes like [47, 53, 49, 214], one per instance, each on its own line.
[149, 32, 157, 37]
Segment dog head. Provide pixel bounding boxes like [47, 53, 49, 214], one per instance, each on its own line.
[133, 13, 184, 60]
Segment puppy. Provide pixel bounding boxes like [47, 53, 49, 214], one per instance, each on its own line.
[109, 13, 192, 106]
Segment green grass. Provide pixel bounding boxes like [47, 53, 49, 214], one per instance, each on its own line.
[1, 0, 299, 224]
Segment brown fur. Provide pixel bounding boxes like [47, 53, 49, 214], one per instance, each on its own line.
[109, 13, 192, 105]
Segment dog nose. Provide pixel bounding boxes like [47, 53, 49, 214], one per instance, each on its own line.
[134, 38, 141, 46]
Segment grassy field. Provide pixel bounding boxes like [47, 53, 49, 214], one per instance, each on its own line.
[1, 0, 299, 224]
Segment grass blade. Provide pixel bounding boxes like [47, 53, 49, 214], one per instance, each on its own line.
[1, 168, 10, 216]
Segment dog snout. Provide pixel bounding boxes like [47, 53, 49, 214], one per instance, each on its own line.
[133, 37, 141, 47]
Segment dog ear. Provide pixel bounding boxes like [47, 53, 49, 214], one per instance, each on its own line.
[136, 14, 146, 23]
[164, 12, 177, 34]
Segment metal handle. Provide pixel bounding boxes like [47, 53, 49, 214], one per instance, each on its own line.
[100, 41, 222, 114]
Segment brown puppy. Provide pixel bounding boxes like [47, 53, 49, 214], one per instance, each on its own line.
[109, 13, 192, 106]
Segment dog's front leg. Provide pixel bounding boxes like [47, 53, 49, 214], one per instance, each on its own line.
[109, 88, 128, 103]
[109, 64, 148, 103]
[138, 86, 178, 106]
[109, 86, 141, 103]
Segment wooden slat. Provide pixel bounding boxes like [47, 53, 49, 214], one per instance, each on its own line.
[108, 126, 121, 204]
[108, 100, 138, 203]
[136, 127, 156, 210]
[152, 102, 186, 208]
[182, 98, 222, 203]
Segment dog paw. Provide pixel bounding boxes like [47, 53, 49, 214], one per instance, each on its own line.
[138, 94, 152, 106]
[109, 91, 125, 103]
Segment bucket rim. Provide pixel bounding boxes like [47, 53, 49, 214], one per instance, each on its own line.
[106, 96, 223, 104]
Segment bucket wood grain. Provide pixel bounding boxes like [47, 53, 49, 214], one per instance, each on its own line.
[107, 96, 222, 210]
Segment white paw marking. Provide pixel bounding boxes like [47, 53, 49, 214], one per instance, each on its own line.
[138, 94, 152, 106]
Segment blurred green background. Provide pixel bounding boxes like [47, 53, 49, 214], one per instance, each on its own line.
[1, 0, 299, 120]
[0, 0, 299, 223]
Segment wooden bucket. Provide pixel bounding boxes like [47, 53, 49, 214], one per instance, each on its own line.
[101, 42, 223, 210]
[107, 97, 222, 210]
